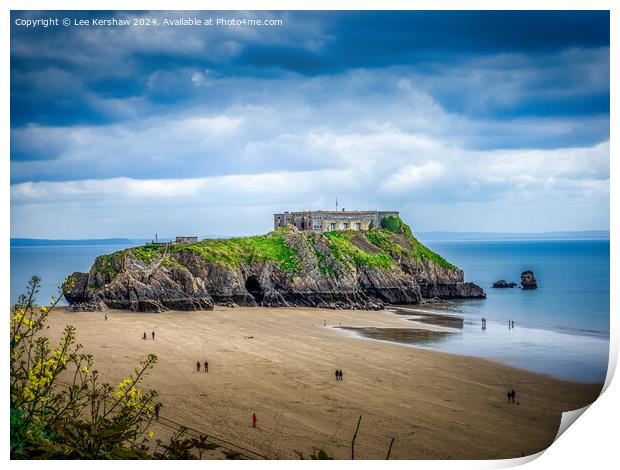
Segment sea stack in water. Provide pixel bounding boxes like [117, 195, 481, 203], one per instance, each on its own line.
[492, 280, 517, 288]
[62, 216, 486, 312]
[520, 271, 538, 289]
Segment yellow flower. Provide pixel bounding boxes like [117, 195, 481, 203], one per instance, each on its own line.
[118, 378, 132, 389]
[40, 306, 48, 313]
[11, 310, 25, 324]
[82, 366, 89, 374]
[148, 431, 154, 439]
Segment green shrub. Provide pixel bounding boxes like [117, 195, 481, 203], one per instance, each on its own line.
[11, 277, 158, 459]
[379, 215, 404, 233]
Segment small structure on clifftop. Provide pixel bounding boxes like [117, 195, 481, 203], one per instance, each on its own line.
[175, 236, 198, 244]
[273, 209, 399, 233]
[520, 271, 538, 289]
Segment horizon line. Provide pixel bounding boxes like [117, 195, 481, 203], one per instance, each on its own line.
[10, 229, 611, 242]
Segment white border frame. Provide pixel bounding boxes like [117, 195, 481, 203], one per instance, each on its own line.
[2, 2, 616, 469]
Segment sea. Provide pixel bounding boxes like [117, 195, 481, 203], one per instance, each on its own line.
[395, 238, 610, 383]
[10, 238, 610, 383]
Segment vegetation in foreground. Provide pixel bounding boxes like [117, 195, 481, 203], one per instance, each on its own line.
[10, 277, 218, 459]
[10, 276, 334, 460]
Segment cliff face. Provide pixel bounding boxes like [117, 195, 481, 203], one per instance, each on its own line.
[63, 221, 485, 312]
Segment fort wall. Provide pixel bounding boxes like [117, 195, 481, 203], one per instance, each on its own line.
[273, 210, 399, 232]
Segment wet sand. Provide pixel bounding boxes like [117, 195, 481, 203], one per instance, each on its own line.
[44, 306, 603, 459]
[392, 305, 465, 328]
[340, 326, 455, 344]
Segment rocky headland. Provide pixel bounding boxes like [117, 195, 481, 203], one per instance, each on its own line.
[63, 217, 485, 312]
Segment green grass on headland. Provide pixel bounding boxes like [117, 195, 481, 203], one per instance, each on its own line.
[323, 231, 395, 270]
[170, 231, 301, 272]
[365, 225, 455, 269]
[122, 217, 454, 274]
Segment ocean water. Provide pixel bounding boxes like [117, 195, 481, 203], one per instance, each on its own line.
[10, 239, 610, 382]
[424, 239, 610, 336]
[10, 243, 138, 305]
[398, 239, 610, 383]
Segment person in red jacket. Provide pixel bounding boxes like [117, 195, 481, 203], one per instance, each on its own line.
[196, 361, 200, 372]
[252, 413, 257, 428]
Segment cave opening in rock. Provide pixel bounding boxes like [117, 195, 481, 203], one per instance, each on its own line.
[245, 276, 264, 303]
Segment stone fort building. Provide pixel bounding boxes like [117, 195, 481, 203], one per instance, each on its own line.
[274, 209, 399, 233]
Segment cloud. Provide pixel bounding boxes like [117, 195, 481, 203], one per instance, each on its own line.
[9, 11, 610, 236]
[9, 63, 610, 183]
[11, 140, 609, 206]
[10, 139, 609, 237]
[381, 162, 445, 192]
[10, 11, 610, 127]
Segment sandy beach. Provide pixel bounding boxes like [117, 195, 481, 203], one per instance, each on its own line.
[44, 306, 603, 460]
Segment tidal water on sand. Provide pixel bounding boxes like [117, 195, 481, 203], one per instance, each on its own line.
[353, 239, 610, 383]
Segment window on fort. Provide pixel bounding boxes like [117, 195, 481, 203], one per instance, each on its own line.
[343, 223, 349, 229]
[330, 223, 336, 230]
[355, 223, 361, 230]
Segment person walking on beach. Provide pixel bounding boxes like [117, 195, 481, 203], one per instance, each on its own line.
[339, 369, 344, 381]
[252, 413, 257, 428]
[154, 402, 162, 421]
[143, 332, 147, 340]
[507, 390, 516, 403]
[335, 369, 340, 381]
[204, 359, 209, 373]
[152, 331, 155, 340]
[104, 313, 108, 321]
[196, 361, 201, 372]
[511, 321, 515, 329]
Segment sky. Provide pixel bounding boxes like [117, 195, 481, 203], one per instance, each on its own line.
[10, 10, 610, 238]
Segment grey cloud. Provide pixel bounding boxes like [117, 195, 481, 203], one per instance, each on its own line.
[10, 66, 610, 182]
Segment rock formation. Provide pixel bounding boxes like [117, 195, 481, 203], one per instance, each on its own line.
[520, 270, 538, 289]
[63, 219, 485, 312]
[492, 280, 517, 288]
